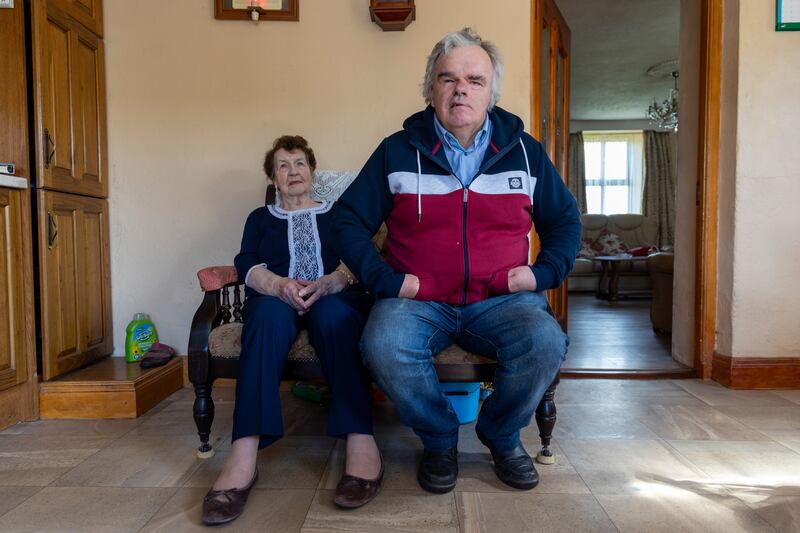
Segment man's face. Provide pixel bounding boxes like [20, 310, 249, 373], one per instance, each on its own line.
[430, 45, 493, 140]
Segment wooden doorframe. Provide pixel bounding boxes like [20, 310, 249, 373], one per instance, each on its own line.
[532, 0, 724, 377]
[530, 0, 571, 332]
[694, 0, 722, 379]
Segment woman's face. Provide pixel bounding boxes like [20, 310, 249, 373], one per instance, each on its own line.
[271, 148, 313, 199]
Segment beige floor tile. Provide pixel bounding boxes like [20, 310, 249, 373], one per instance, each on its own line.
[735, 493, 800, 533]
[129, 401, 234, 437]
[457, 492, 617, 533]
[0, 434, 116, 453]
[302, 489, 458, 532]
[559, 438, 707, 495]
[140, 487, 314, 532]
[773, 390, 800, 406]
[0, 486, 174, 532]
[760, 429, 800, 455]
[52, 434, 204, 488]
[666, 440, 800, 492]
[557, 379, 697, 405]
[185, 436, 335, 490]
[597, 492, 776, 533]
[637, 404, 771, 441]
[672, 379, 796, 407]
[0, 486, 41, 518]
[714, 405, 800, 431]
[0, 418, 139, 437]
[0, 449, 100, 486]
[551, 404, 660, 440]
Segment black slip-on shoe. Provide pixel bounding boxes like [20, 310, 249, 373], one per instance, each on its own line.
[417, 447, 458, 494]
[477, 429, 539, 490]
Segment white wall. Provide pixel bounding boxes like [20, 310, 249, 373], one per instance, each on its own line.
[104, 0, 531, 354]
[725, 0, 800, 357]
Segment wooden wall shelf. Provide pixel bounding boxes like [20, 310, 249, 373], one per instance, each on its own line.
[39, 356, 183, 419]
[369, 0, 415, 31]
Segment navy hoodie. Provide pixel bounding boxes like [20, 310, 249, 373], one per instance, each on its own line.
[333, 105, 581, 304]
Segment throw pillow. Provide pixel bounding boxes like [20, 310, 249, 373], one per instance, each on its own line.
[592, 231, 627, 255]
[577, 238, 597, 259]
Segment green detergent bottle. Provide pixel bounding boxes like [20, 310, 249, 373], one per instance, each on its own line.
[125, 313, 159, 363]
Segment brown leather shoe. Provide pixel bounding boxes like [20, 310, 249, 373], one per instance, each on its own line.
[333, 461, 384, 509]
[202, 468, 259, 526]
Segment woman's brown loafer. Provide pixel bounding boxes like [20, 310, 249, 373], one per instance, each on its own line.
[202, 468, 259, 526]
[333, 462, 384, 509]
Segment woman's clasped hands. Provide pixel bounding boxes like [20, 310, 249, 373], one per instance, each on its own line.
[274, 272, 348, 315]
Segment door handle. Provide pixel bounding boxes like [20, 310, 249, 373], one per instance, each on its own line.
[47, 210, 58, 249]
[44, 128, 55, 168]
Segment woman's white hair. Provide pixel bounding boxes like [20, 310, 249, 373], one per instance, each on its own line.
[422, 27, 503, 110]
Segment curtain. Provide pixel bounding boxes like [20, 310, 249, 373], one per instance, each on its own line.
[642, 130, 676, 246]
[568, 132, 587, 213]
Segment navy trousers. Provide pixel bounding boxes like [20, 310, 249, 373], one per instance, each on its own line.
[232, 290, 373, 449]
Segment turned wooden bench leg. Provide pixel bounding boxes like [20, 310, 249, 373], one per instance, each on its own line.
[534, 375, 559, 465]
[193, 382, 216, 459]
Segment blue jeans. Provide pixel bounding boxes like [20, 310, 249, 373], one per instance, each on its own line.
[360, 291, 567, 452]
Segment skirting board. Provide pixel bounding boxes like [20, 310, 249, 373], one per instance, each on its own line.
[712, 353, 800, 389]
[39, 356, 184, 419]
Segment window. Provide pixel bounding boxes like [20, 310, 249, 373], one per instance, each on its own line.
[583, 131, 644, 214]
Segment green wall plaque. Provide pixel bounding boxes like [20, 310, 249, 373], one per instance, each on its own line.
[777, 0, 800, 31]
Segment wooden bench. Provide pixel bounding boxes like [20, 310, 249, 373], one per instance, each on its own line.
[187, 173, 559, 462]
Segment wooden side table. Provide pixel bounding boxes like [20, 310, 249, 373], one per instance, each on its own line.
[592, 255, 650, 301]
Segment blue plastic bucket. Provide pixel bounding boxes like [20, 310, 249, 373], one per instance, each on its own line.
[440, 382, 480, 424]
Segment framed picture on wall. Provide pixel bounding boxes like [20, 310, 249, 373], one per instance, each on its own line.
[777, 0, 800, 30]
[214, 0, 299, 21]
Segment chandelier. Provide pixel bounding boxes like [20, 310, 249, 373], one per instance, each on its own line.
[646, 60, 679, 131]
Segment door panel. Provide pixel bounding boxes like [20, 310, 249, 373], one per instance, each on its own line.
[52, 0, 103, 38]
[73, 27, 106, 193]
[39, 191, 112, 380]
[0, 191, 29, 391]
[38, 7, 78, 188]
[80, 202, 112, 357]
[532, 0, 571, 331]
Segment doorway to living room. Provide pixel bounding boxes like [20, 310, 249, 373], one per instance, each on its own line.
[545, 0, 693, 374]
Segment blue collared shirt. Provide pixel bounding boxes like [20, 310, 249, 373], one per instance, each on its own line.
[433, 114, 493, 187]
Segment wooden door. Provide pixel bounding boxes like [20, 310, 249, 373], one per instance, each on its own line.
[38, 190, 112, 380]
[531, 0, 571, 331]
[31, 0, 108, 198]
[0, 2, 38, 428]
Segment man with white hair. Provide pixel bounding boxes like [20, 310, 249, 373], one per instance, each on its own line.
[333, 28, 581, 494]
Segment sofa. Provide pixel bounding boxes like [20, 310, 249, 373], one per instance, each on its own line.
[647, 252, 674, 333]
[569, 214, 660, 293]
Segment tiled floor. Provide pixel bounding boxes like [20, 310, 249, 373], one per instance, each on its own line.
[1, 379, 799, 532]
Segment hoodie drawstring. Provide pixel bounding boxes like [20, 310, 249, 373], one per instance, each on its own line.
[416, 149, 422, 223]
[519, 138, 533, 206]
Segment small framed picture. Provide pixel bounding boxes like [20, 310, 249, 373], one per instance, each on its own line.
[777, 0, 800, 31]
[215, 0, 299, 22]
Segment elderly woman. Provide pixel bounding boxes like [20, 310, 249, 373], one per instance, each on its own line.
[202, 136, 382, 526]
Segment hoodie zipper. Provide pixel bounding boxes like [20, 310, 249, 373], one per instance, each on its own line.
[410, 138, 522, 304]
[461, 186, 469, 305]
